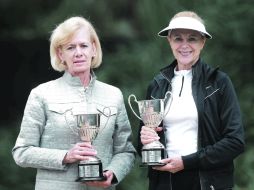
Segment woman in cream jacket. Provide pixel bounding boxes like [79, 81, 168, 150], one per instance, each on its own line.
[12, 16, 136, 190]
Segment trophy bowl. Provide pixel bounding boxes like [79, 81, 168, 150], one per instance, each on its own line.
[128, 91, 172, 167]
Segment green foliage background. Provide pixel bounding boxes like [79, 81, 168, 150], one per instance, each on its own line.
[1, 0, 253, 189]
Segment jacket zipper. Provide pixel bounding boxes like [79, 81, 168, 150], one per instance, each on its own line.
[179, 76, 184, 97]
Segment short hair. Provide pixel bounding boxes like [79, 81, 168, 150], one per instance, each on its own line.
[49, 16, 102, 72]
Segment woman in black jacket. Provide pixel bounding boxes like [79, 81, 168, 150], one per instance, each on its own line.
[138, 11, 245, 190]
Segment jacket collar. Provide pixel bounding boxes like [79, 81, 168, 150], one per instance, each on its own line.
[158, 58, 219, 83]
[62, 70, 97, 88]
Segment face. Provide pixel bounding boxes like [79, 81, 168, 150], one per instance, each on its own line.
[58, 27, 96, 76]
[167, 29, 206, 70]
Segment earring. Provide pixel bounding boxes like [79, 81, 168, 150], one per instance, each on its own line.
[61, 60, 66, 65]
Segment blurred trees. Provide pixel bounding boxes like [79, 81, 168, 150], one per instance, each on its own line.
[0, 0, 253, 189]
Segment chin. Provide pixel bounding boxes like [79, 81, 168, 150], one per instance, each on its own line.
[74, 67, 90, 73]
[178, 60, 191, 65]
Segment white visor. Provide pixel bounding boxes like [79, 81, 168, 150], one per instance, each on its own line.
[158, 17, 212, 39]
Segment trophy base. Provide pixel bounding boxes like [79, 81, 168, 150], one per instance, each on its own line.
[139, 162, 166, 167]
[141, 144, 165, 167]
[76, 176, 107, 182]
[77, 158, 105, 182]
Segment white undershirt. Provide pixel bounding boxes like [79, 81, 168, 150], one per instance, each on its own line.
[164, 68, 198, 157]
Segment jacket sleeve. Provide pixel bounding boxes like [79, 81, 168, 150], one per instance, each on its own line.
[183, 74, 245, 170]
[104, 90, 136, 183]
[12, 87, 68, 171]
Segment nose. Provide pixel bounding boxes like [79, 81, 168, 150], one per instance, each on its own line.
[181, 39, 190, 47]
[74, 46, 83, 57]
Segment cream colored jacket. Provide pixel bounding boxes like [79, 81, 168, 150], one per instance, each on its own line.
[12, 71, 136, 190]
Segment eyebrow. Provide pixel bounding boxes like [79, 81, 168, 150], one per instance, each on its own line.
[66, 42, 89, 46]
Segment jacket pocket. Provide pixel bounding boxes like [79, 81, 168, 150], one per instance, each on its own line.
[204, 86, 220, 100]
[204, 166, 234, 190]
[47, 103, 76, 132]
[96, 104, 117, 117]
[48, 103, 73, 114]
[97, 104, 117, 128]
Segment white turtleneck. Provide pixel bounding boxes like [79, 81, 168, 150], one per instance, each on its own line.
[163, 68, 198, 157]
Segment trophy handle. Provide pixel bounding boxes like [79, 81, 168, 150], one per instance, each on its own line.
[128, 94, 142, 120]
[163, 91, 173, 116]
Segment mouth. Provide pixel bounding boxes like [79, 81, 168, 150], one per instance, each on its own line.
[73, 60, 86, 65]
[179, 50, 192, 56]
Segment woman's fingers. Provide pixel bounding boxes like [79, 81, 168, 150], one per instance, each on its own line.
[64, 142, 97, 163]
[140, 126, 160, 144]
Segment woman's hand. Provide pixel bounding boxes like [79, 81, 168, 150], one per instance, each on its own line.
[153, 156, 184, 173]
[140, 126, 162, 145]
[85, 170, 114, 188]
[63, 142, 97, 164]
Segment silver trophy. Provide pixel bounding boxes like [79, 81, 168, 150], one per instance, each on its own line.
[66, 107, 110, 182]
[128, 91, 172, 166]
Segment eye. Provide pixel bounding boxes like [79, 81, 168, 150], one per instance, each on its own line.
[173, 37, 183, 42]
[80, 44, 88, 48]
[66, 45, 75, 50]
[188, 36, 199, 43]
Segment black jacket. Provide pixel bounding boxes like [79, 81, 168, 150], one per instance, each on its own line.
[137, 59, 245, 190]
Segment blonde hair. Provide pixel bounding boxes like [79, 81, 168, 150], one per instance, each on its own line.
[49, 16, 102, 72]
[172, 11, 205, 24]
